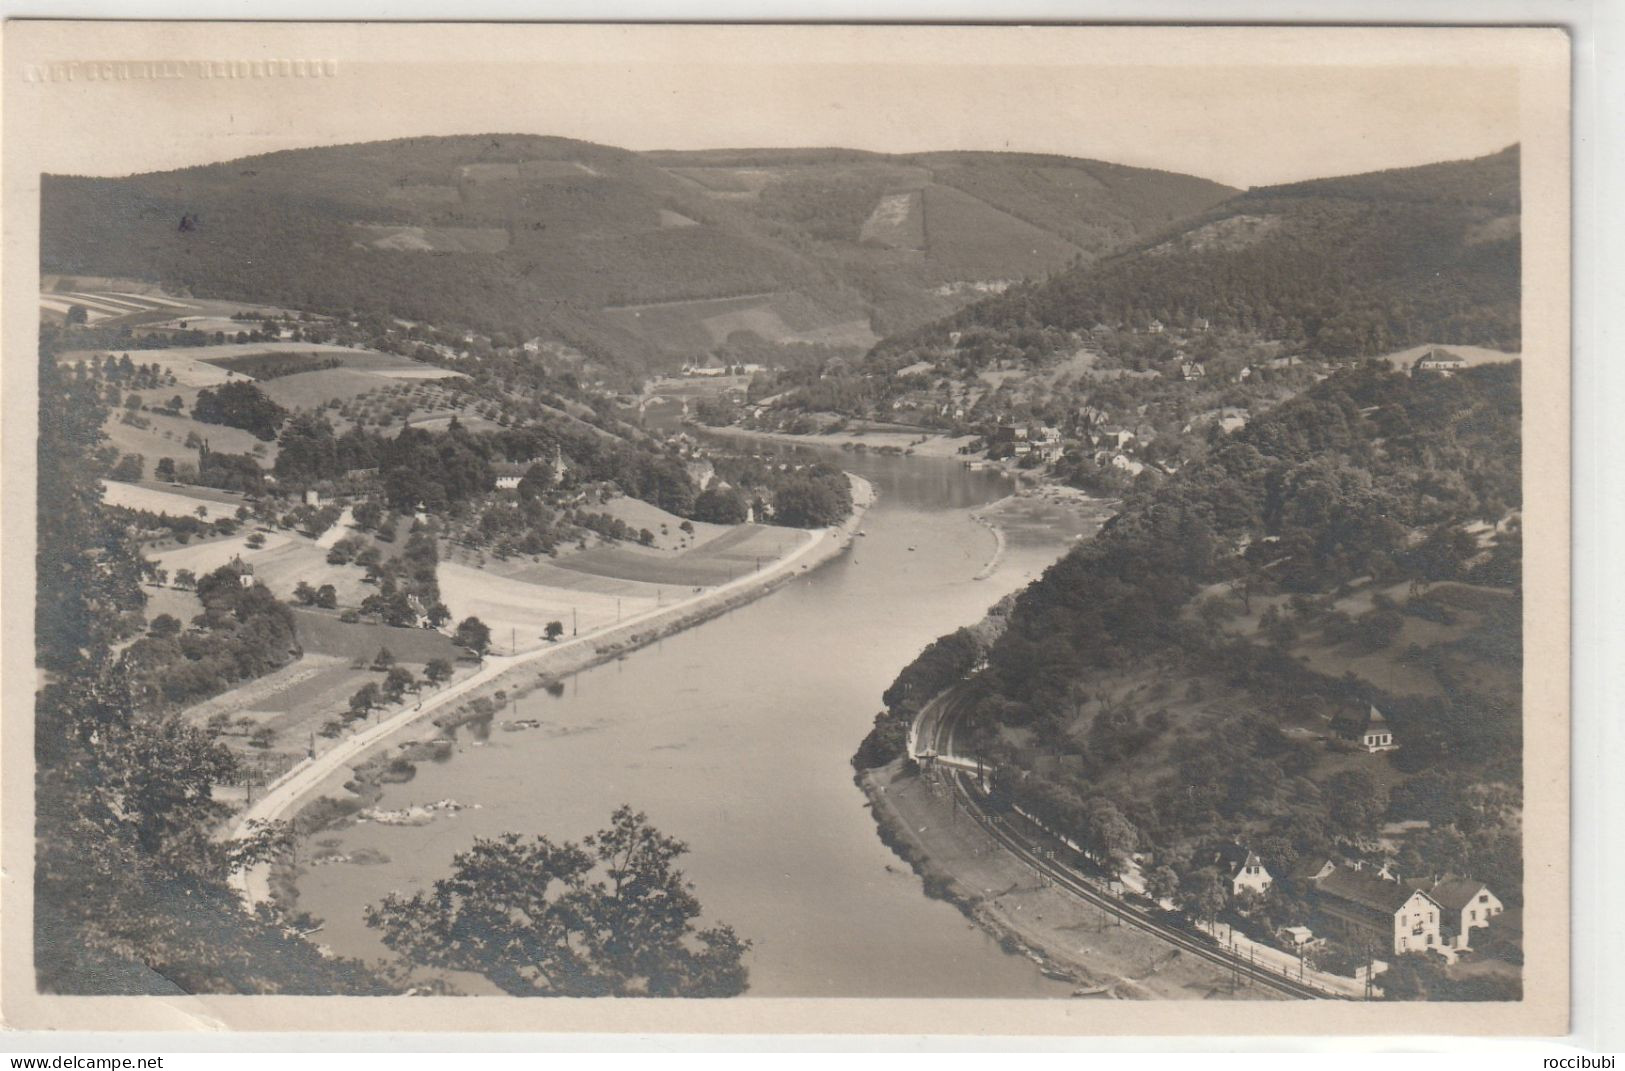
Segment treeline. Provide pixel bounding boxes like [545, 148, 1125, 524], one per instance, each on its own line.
[34, 329, 391, 993]
[276, 413, 853, 530]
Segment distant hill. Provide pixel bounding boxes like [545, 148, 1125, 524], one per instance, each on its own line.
[875, 146, 1522, 360]
[40, 135, 1236, 378]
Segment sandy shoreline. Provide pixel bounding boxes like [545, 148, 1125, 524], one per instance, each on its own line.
[858, 760, 1278, 1001]
[230, 473, 876, 905]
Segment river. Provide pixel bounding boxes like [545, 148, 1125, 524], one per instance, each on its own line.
[295, 448, 1096, 997]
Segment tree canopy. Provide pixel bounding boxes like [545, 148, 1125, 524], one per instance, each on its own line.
[365, 806, 750, 997]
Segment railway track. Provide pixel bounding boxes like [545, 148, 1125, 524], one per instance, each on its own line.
[919, 690, 1344, 1001]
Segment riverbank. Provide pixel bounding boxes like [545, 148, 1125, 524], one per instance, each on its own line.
[858, 758, 1280, 1001]
[231, 473, 877, 906]
[702, 423, 976, 459]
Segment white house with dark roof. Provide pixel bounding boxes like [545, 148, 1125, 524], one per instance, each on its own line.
[1409, 877, 1503, 952]
[1310, 864, 1443, 957]
[1221, 847, 1273, 897]
[1332, 704, 1398, 753]
[1415, 347, 1469, 374]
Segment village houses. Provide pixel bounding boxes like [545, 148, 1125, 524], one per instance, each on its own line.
[1408, 877, 1504, 953]
[1216, 844, 1274, 897]
[1307, 863, 1444, 958]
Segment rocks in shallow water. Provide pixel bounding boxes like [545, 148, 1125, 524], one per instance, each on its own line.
[356, 798, 477, 826]
[502, 718, 543, 732]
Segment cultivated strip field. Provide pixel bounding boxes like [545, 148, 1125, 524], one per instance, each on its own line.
[102, 480, 248, 521]
[436, 561, 661, 655]
[292, 610, 461, 663]
[555, 524, 810, 586]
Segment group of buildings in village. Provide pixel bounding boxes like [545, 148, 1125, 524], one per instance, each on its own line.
[1196, 704, 1511, 965]
[1215, 843, 1507, 964]
[982, 413, 1164, 476]
[490, 448, 570, 491]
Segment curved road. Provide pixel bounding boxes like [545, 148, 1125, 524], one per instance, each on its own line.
[229, 477, 874, 903]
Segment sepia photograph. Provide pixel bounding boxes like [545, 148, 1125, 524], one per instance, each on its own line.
[0, 20, 1572, 1038]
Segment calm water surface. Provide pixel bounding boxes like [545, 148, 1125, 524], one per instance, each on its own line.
[297, 450, 1084, 997]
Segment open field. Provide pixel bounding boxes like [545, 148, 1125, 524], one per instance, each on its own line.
[183, 653, 355, 727]
[151, 530, 374, 607]
[436, 561, 661, 655]
[181, 653, 394, 778]
[1376, 343, 1521, 370]
[859, 190, 926, 249]
[292, 609, 461, 663]
[555, 523, 809, 587]
[590, 494, 732, 551]
[602, 290, 877, 353]
[104, 407, 273, 463]
[257, 367, 402, 410]
[351, 223, 510, 253]
[467, 555, 672, 600]
[102, 479, 249, 521]
[58, 342, 461, 413]
[60, 342, 368, 387]
[703, 424, 978, 460]
[40, 283, 195, 325]
[919, 183, 1082, 282]
[143, 584, 202, 626]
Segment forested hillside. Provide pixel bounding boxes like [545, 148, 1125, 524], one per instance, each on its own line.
[872, 146, 1521, 363]
[859, 362, 1523, 936]
[42, 136, 1234, 377]
[34, 337, 394, 994]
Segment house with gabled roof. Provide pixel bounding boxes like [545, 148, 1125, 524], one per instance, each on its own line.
[1331, 704, 1398, 753]
[1414, 347, 1468, 374]
[1409, 877, 1503, 952]
[1309, 863, 1443, 957]
[1215, 843, 1273, 897]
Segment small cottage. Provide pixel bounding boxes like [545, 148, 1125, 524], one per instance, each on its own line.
[1332, 704, 1399, 753]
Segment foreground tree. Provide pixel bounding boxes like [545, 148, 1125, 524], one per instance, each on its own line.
[365, 806, 750, 997]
